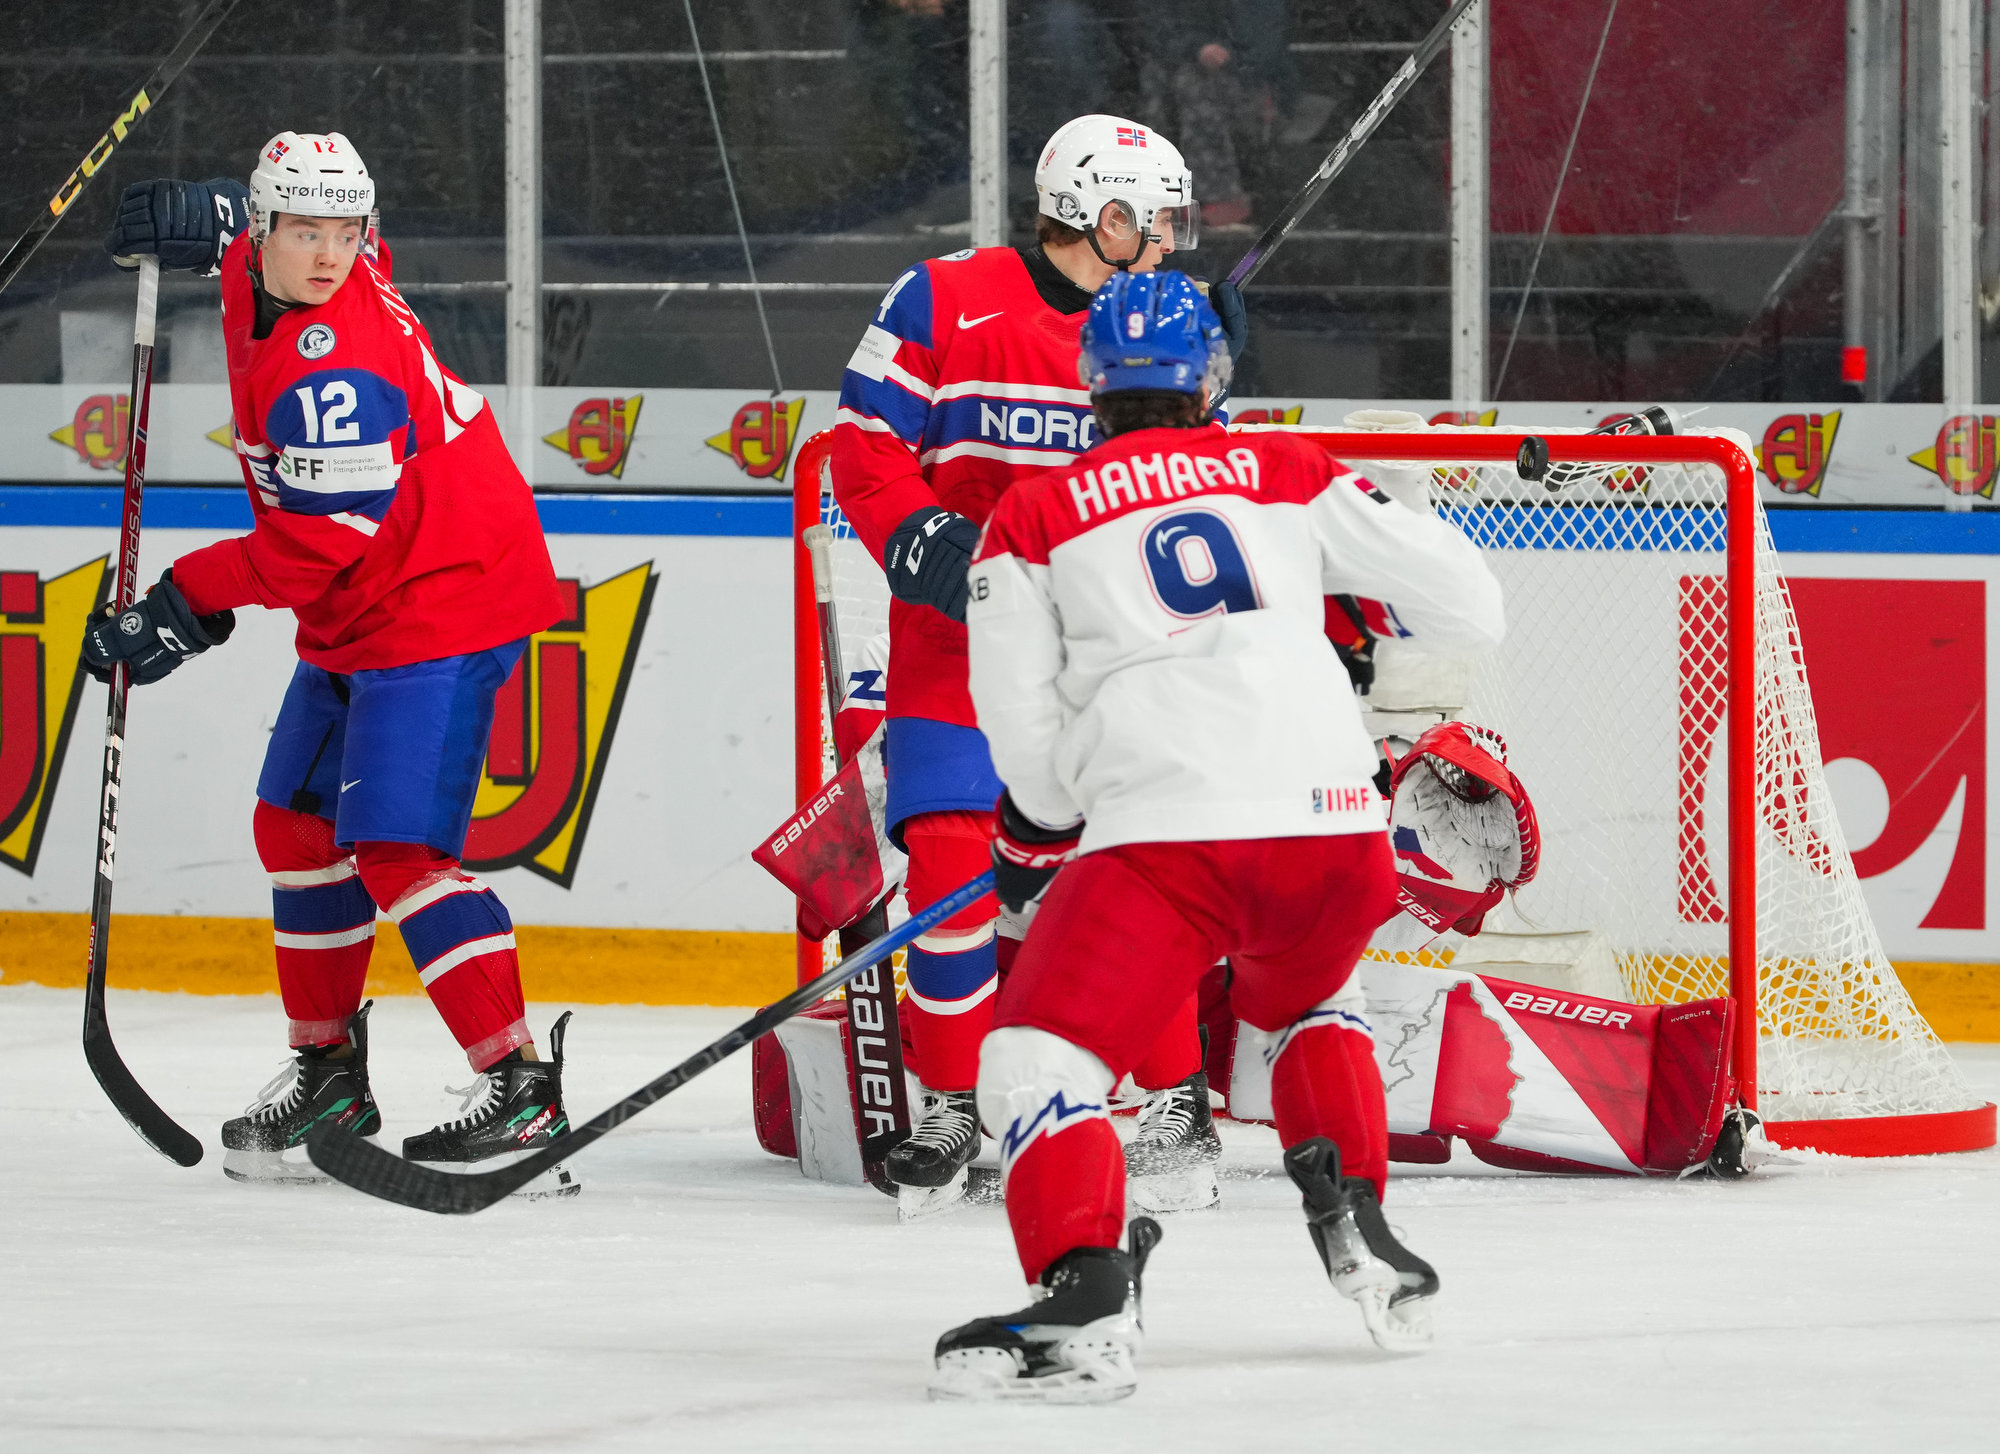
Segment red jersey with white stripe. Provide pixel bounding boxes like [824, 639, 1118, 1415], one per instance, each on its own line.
[832, 245, 1096, 726]
[965, 425, 1505, 852]
[172, 234, 561, 672]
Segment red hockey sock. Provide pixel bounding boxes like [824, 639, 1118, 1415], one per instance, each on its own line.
[1270, 1017, 1389, 1200]
[902, 810, 999, 1092]
[1130, 992, 1203, 1091]
[1002, 1109, 1125, 1285]
[254, 801, 374, 1047]
[356, 841, 531, 1070]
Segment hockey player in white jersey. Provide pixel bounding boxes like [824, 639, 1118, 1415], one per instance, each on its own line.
[930, 271, 1504, 1402]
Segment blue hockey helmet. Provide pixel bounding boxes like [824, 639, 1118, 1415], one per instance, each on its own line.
[1078, 270, 1232, 402]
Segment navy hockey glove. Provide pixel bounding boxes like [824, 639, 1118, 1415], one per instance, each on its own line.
[82, 571, 235, 687]
[884, 506, 981, 622]
[103, 178, 252, 275]
[1210, 279, 1249, 363]
[991, 792, 1083, 915]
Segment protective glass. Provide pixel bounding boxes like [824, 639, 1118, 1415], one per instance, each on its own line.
[263, 216, 370, 255]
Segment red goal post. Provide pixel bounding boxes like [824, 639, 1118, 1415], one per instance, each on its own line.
[792, 423, 1996, 1158]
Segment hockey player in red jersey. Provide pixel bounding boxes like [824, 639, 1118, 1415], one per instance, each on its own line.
[832, 114, 1244, 1197]
[928, 272, 1504, 1401]
[86, 133, 575, 1191]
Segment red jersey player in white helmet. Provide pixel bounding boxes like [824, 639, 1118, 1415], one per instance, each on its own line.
[832, 114, 1246, 1199]
[88, 133, 575, 1192]
[929, 271, 1503, 1401]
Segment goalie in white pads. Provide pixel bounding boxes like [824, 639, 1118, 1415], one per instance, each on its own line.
[932, 271, 1504, 1402]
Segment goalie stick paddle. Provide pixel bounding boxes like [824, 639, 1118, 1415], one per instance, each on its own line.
[0, 0, 246, 299]
[306, 870, 998, 1214]
[803, 523, 914, 1193]
[83, 256, 202, 1168]
[1224, 0, 1476, 291]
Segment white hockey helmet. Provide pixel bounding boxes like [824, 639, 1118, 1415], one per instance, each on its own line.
[248, 131, 376, 242]
[1035, 114, 1197, 267]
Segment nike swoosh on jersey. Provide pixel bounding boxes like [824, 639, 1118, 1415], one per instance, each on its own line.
[341, 780, 362, 793]
[957, 311, 1004, 329]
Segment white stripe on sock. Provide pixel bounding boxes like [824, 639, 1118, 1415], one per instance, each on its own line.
[417, 932, 517, 987]
[273, 924, 376, 950]
[389, 874, 487, 924]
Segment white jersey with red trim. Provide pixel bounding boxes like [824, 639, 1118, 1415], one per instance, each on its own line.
[965, 425, 1505, 853]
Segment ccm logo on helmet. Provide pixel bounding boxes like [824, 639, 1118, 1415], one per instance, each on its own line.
[1501, 990, 1634, 1030]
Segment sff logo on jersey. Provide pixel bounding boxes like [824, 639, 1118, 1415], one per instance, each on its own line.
[48, 394, 130, 470]
[464, 564, 657, 887]
[706, 397, 806, 480]
[0, 558, 109, 876]
[544, 395, 643, 479]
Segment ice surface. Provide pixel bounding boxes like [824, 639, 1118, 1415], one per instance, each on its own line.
[4, 986, 1996, 1452]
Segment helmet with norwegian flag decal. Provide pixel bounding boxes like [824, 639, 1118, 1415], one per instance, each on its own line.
[1035, 114, 1197, 268]
[248, 131, 375, 241]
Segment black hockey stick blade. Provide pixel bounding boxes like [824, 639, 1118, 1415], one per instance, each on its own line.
[84, 1011, 203, 1167]
[0, 0, 245, 299]
[1225, 0, 1475, 291]
[307, 871, 998, 1214]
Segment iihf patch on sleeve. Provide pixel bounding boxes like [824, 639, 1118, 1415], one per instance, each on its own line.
[297, 323, 337, 359]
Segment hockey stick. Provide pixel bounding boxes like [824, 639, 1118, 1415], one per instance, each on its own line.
[803, 524, 914, 1192]
[0, 0, 245, 299]
[306, 871, 997, 1214]
[82, 256, 202, 1168]
[1224, 0, 1476, 291]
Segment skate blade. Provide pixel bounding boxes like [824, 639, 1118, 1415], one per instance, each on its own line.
[1349, 1284, 1434, 1354]
[1128, 1162, 1219, 1214]
[412, 1154, 582, 1199]
[897, 1165, 1001, 1221]
[928, 1346, 1137, 1404]
[223, 1137, 380, 1186]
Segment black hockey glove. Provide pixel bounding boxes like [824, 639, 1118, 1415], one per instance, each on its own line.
[82, 571, 235, 687]
[884, 506, 981, 622]
[103, 177, 252, 276]
[1210, 279, 1249, 363]
[991, 792, 1083, 915]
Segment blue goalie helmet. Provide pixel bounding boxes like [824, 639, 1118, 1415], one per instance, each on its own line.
[1078, 270, 1232, 402]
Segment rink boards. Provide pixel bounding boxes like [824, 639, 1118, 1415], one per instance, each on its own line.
[0, 488, 1997, 1025]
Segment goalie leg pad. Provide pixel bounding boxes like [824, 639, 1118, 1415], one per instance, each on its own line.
[979, 1026, 1122, 1284]
[254, 800, 375, 1048]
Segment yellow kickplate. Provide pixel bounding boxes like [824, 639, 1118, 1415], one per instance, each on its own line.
[0, 911, 794, 1008]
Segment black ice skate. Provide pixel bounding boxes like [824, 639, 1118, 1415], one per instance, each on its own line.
[887, 1088, 991, 1218]
[929, 1217, 1163, 1404]
[1284, 1136, 1437, 1352]
[401, 1012, 579, 1198]
[221, 1001, 382, 1185]
[1125, 1071, 1223, 1213]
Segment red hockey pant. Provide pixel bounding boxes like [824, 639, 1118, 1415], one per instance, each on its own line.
[901, 811, 1207, 1094]
[255, 801, 532, 1070]
[989, 831, 1397, 1282]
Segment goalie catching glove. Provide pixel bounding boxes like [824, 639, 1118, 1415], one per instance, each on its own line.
[81, 571, 235, 687]
[990, 792, 1082, 914]
[1385, 721, 1539, 940]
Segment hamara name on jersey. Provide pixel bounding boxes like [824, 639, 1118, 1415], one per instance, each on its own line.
[964, 428, 1507, 854]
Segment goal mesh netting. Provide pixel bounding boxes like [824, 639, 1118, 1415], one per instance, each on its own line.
[795, 425, 1986, 1140]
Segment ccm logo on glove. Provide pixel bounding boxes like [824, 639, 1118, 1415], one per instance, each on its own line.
[81, 571, 235, 687]
[884, 506, 981, 622]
